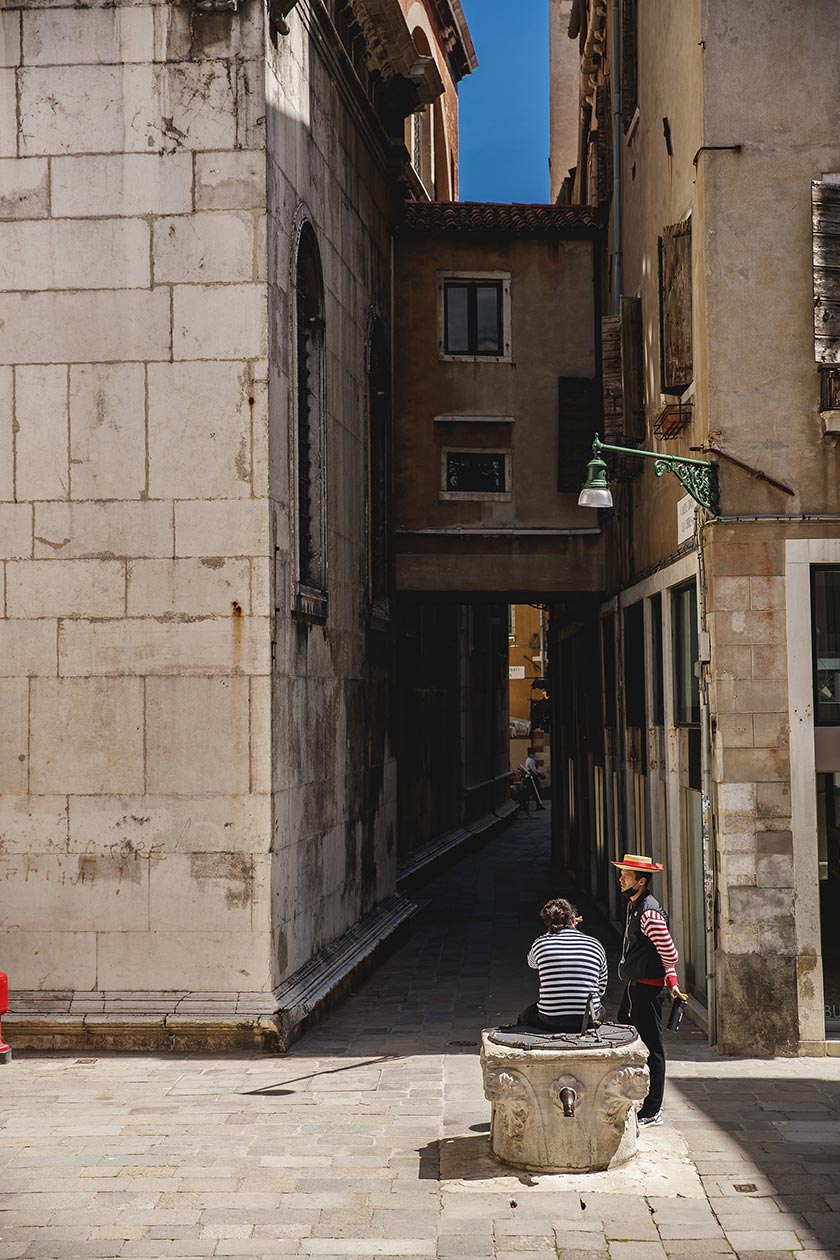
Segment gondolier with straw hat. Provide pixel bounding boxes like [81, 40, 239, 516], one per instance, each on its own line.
[612, 853, 687, 1128]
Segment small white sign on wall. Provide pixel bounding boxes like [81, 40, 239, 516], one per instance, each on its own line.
[509, 665, 526, 679]
[677, 494, 697, 545]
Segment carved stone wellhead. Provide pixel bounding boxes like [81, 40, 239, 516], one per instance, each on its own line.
[480, 1024, 649, 1173]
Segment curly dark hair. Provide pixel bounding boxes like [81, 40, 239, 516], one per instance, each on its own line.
[540, 898, 577, 932]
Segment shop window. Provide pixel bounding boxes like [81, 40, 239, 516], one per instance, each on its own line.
[817, 772, 840, 1034]
[650, 592, 664, 725]
[623, 602, 646, 730]
[813, 568, 840, 724]
[444, 279, 504, 356]
[601, 613, 617, 728]
[294, 222, 327, 601]
[441, 449, 510, 499]
[672, 582, 700, 725]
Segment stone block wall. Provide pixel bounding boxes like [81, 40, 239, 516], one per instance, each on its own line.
[706, 524, 822, 1054]
[0, 2, 275, 1008]
[264, 8, 397, 986]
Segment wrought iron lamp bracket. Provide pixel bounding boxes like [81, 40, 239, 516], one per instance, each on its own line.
[591, 435, 719, 515]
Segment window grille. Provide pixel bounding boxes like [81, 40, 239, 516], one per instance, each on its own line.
[368, 317, 391, 615]
[295, 224, 326, 595]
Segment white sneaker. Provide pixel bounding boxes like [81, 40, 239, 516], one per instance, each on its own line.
[638, 1111, 663, 1127]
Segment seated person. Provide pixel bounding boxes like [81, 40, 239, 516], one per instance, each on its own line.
[517, 897, 608, 1033]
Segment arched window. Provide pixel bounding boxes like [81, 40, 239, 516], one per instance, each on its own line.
[294, 222, 326, 597]
[411, 28, 434, 195]
[367, 316, 391, 615]
[432, 99, 451, 200]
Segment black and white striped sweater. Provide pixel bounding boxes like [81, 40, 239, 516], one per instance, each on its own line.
[527, 927, 609, 1019]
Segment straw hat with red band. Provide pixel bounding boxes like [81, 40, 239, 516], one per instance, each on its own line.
[610, 853, 664, 872]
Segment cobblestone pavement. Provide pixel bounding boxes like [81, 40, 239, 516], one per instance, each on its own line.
[2, 808, 840, 1260]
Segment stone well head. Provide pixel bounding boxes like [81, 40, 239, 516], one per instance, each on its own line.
[480, 1023, 649, 1173]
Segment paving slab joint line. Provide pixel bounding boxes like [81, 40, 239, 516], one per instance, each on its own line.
[645, 1189, 729, 1255]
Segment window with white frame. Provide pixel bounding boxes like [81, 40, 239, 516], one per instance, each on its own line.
[438, 271, 511, 362]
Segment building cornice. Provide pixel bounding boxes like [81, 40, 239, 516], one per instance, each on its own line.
[353, 0, 444, 105]
[425, 0, 478, 80]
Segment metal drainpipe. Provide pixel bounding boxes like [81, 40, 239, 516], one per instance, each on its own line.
[694, 519, 716, 1046]
[611, 0, 622, 315]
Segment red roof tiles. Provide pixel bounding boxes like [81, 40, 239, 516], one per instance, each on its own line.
[397, 201, 603, 237]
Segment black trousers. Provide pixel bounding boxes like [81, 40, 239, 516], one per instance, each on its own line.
[517, 1002, 597, 1034]
[618, 981, 665, 1117]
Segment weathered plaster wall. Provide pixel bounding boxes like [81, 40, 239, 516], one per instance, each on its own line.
[265, 6, 397, 986]
[616, 0, 705, 575]
[702, 0, 840, 517]
[0, 1, 273, 1004]
[393, 234, 604, 592]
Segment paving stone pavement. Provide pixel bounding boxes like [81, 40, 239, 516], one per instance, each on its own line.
[2, 808, 840, 1260]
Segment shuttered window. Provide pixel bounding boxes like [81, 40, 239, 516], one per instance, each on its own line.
[621, 0, 638, 132]
[813, 181, 840, 365]
[295, 223, 327, 598]
[601, 295, 644, 444]
[659, 220, 693, 395]
[596, 85, 613, 205]
[557, 376, 600, 493]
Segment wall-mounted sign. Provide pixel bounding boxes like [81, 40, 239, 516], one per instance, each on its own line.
[509, 665, 526, 679]
[677, 494, 696, 545]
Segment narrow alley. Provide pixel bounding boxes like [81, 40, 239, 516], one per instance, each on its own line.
[2, 812, 839, 1260]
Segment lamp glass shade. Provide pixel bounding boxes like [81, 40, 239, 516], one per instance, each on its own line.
[578, 484, 614, 509]
[577, 452, 613, 509]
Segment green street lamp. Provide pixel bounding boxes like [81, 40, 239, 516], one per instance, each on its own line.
[578, 434, 720, 515]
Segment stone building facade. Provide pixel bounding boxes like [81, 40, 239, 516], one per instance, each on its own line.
[0, 0, 477, 1050]
[554, 0, 840, 1054]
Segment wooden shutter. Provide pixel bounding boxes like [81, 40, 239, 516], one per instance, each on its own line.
[558, 377, 599, 492]
[595, 84, 613, 205]
[659, 220, 693, 394]
[601, 296, 645, 444]
[813, 181, 840, 364]
[620, 294, 645, 440]
[601, 316, 623, 443]
[621, 0, 638, 132]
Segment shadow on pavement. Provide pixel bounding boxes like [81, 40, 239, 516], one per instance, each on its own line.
[666, 1067, 840, 1253]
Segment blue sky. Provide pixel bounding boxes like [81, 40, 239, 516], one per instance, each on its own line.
[457, 0, 550, 204]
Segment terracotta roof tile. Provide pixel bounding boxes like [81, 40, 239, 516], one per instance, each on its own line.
[397, 201, 603, 237]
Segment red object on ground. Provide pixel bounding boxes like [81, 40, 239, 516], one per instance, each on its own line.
[0, 972, 11, 1064]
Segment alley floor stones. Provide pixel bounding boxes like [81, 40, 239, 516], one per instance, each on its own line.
[1, 808, 840, 1259]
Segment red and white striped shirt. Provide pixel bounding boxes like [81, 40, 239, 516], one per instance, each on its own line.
[638, 908, 679, 988]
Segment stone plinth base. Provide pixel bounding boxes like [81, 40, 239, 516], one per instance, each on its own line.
[481, 1024, 649, 1173]
[6, 895, 419, 1054]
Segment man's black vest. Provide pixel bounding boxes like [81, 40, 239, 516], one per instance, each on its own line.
[619, 890, 667, 982]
